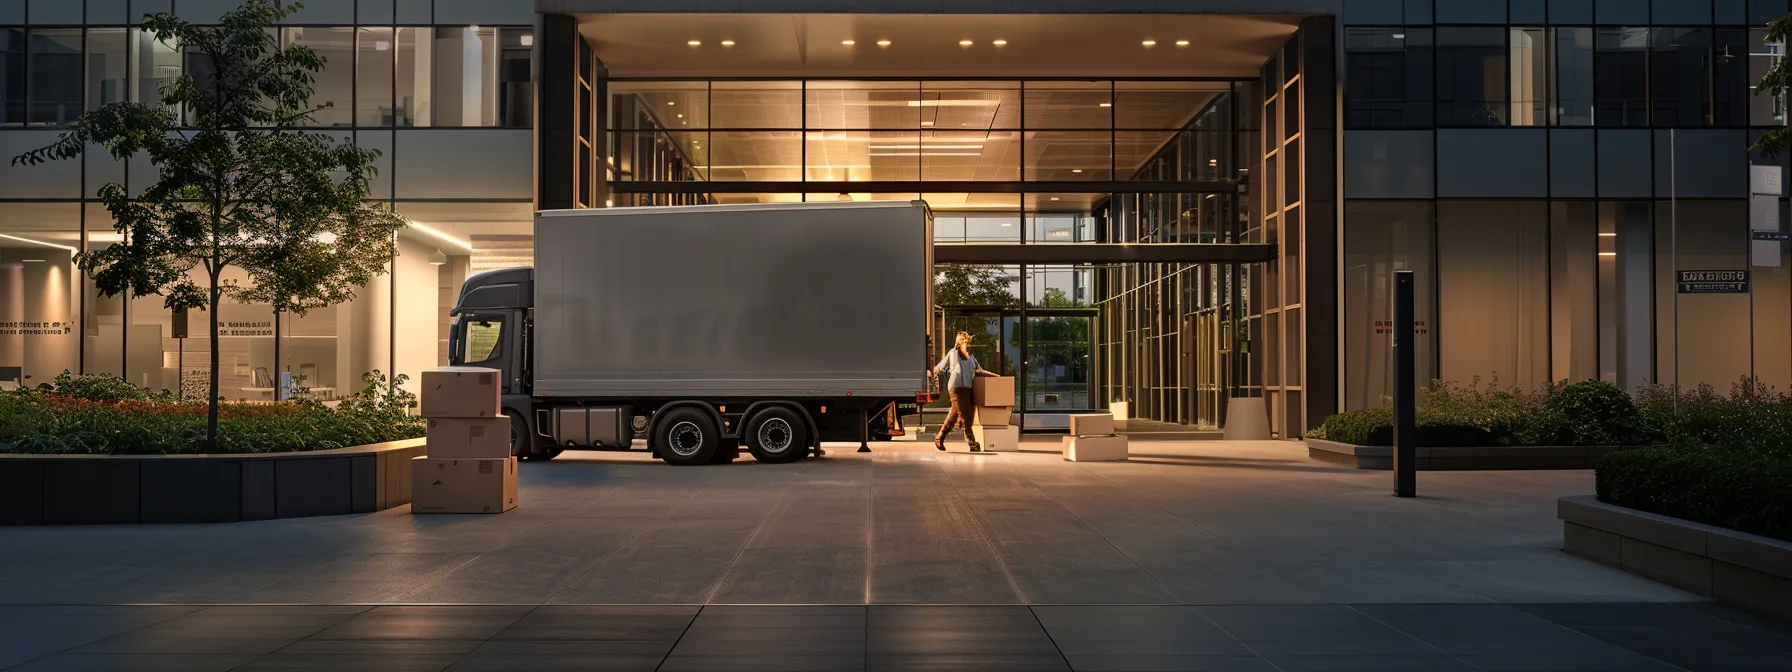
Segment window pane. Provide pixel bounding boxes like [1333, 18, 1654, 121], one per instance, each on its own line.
[711, 80, 798, 128]
[1023, 81, 1111, 129]
[283, 27, 353, 127]
[612, 81, 707, 129]
[86, 28, 126, 109]
[132, 28, 179, 112]
[356, 27, 394, 126]
[1344, 28, 1433, 129]
[1343, 201, 1435, 410]
[805, 80, 920, 130]
[922, 81, 1019, 130]
[395, 26, 429, 126]
[1750, 28, 1785, 126]
[1714, 28, 1749, 127]
[1025, 131, 1112, 181]
[1651, 28, 1713, 127]
[919, 129, 1019, 182]
[1437, 201, 1549, 389]
[1595, 27, 1650, 127]
[498, 27, 531, 128]
[1115, 81, 1226, 129]
[1436, 27, 1507, 126]
[28, 28, 81, 126]
[432, 26, 499, 127]
[461, 316, 503, 364]
[1, 29, 22, 125]
[1553, 28, 1594, 126]
[1510, 28, 1548, 126]
[806, 130, 920, 182]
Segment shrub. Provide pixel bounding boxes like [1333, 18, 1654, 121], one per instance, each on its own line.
[1545, 380, 1639, 447]
[1597, 446, 1792, 543]
[1635, 379, 1792, 460]
[0, 370, 423, 455]
[38, 371, 173, 403]
[1309, 407, 1494, 447]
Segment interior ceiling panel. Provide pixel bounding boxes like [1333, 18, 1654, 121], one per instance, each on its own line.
[579, 13, 1302, 78]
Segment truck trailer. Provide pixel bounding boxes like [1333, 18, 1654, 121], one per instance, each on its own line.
[445, 200, 937, 465]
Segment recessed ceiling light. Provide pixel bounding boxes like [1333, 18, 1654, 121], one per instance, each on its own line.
[993, 39, 1007, 46]
[20, 259, 44, 263]
[667, 101, 675, 106]
[842, 39, 855, 46]
[959, 40, 974, 46]
[1072, 169, 1083, 173]
[921, 121, 934, 126]
[1392, 33, 1406, 39]
[1598, 232, 1618, 237]
[1001, 222, 1013, 227]
[519, 35, 532, 47]
[1142, 40, 1156, 47]
[1099, 102, 1112, 107]
[1176, 40, 1189, 47]
[677, 113, 684, 118]
[877, 39, 892, 47]
[687, 40, 701, 46]
[1049, 197, 1060, 201]
[721, 40, 735, 46]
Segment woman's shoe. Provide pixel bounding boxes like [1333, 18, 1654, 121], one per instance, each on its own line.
[968, 443, 983, 452]
[934, 438, 947, 451]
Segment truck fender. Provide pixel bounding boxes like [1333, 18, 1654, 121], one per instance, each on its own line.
[739, 401, 821, 450]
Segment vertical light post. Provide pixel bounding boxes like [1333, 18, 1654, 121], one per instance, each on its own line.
[1392, 269, 1416, 498]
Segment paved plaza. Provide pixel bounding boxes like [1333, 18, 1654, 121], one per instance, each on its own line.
[2, 439, 1789, 671]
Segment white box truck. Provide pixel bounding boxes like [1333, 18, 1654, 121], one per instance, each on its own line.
[446, 201, 937, 465]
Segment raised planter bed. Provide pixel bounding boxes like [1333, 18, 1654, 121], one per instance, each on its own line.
[1559, 495, 1792, 621]
[1306, 438, 1616, 470]
[0, 438, 427, 525]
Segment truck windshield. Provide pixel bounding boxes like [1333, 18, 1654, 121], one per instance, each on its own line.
[460, 316, 504, 365]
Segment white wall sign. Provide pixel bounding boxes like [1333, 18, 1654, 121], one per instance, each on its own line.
[1752, 166, 1784, 268]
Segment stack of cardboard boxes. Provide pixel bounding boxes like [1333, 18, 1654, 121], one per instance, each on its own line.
[412, 366, 518, 514]
[1063, 413, 1128, 462]
[970, 376, 1019, 452]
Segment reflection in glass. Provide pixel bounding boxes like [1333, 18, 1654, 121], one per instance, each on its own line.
[29, 29, 82, 126]
[356, 27, 395, 126]
[87, 29, 129, 110]
[281, 27, 353, 126]
[805, 81, 920, 129]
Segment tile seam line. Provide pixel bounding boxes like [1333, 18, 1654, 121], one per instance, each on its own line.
[697, 461, 797, 605]
[544, 487, 709, 606]
[1181, 605, 1286, 672]
[0, 604, 205, 672]
[940, 453, 1031, 603]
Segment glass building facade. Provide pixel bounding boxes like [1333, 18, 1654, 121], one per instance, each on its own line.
[3, 0, 1791, 439]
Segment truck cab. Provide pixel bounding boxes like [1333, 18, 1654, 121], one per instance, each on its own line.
[446, 267, 556, 459]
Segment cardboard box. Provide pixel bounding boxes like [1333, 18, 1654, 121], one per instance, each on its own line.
[1064, 435, 1128, 462]
[1068, 413, 1115, 436]
[977, 425, 1020, 452]
[426, 416, 512, 459]
[973, 376, 1015, 406]
[972, 405, 1013, 428]
[411, 457, 517, 514]
[420, 367, 501, 418]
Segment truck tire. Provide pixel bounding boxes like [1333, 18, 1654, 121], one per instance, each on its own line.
[745, 407, 808, 464]
[510, 415, 562, 461]
[654, 407, 718, 466]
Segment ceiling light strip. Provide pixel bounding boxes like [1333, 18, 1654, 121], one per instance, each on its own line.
[406, 221, 474, 251]
[0, 233, 78, 253]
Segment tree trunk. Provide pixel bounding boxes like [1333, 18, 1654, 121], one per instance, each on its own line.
[207, 281, 221, 451]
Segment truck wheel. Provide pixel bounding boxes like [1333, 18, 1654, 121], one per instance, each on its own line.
[746, 407, 808, 464]
[654, 407, 718, 466]
[510, 416, 562, 462]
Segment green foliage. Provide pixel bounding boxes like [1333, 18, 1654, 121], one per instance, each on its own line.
[1750, 14, 1792, 158]
[10, 0, 406, 449]
[1634, 379, 1792, 460]
[0, 370, 424, 455]
[1598, 447, 1792, 542]
[1309, 407, 1499, 447]
[936, 264, 1018, 307]
[1545, 380, 1641, 447]
[39, 371, 174, 404]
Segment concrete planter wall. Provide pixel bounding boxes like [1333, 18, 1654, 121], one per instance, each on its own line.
[1559, 495, 1792, 621]
[0, 438, 426, 525]
[1305, 438, 1616, 470]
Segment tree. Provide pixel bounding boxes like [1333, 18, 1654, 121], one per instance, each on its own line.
[935, 264, 1018, 307]
[1019, 287, 1090, 376]
[11, 0, 405, 448]
[1752, 15, 1792, 157]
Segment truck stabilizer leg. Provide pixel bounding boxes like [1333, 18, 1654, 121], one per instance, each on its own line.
[857, 407, 871, 453]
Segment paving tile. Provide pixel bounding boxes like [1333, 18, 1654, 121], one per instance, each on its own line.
[867, 654, 1071, 671]
[309, 605, 533, 641]
[470, 640, 675, 656]
[657, 655, 867, 672]
[1063, 656, 1278, 672]
[1354, 604, 1628, 656]
[1262, 655, 1482, 671]
[678, 624, 866, 642]
[232, 653, 465, 672]
[443, 654, 665, 671]
[1454, 652, 1688, 671]
[489, 611, 694, 641]
[670, 639, 866, 656]
[1055, 640, 1257, 656]
[3, 653, 257, 671]
[68, 635, 295, 655]
[273, 639, 485, 655]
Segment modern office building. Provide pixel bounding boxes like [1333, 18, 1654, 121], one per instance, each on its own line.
[1, 0, 1789, 438]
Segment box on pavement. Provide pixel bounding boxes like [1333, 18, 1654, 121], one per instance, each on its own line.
[411, 457, 517, 514]
[1064, 435, 1128, 462]
[972, 405, 1013, 428]
[426, 416, 512, 459]
[977, 425, 1020, 452]
[420, 366, 501, 418]
[972, 376, 1015, 407]
[1068, 413, 1115, 436]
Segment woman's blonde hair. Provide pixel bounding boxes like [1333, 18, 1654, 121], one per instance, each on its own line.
[953, 331, 972, 354]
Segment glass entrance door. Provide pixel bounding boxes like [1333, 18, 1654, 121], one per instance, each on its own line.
[1024, 314, 1094, 413]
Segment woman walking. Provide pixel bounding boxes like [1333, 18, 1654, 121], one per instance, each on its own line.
[933, 331, 999, 452]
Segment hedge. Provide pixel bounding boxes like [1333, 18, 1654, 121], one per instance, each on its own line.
[1310, 380, 1642, 447]
[1596, 447, 1792, 543]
